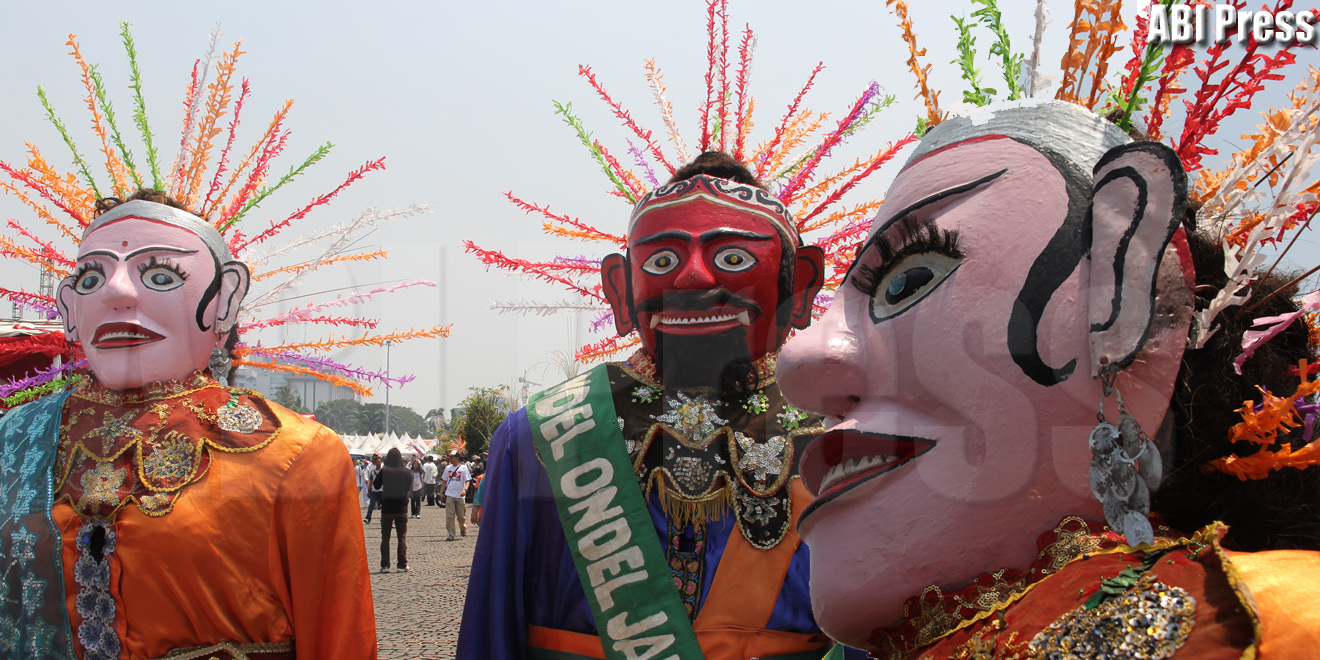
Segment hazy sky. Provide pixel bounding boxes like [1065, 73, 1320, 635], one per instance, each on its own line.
[1, 1, 1316, 416]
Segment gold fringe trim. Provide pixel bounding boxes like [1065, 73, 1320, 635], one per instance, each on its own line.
[654, 475, 735, 530]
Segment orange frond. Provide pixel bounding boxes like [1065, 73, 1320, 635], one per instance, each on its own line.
[67, 35, 131, 197]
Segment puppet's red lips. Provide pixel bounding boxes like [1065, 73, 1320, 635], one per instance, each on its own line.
[798, 430, 935, 524]
[645, 306, 755, 333]
[91, 322, 165, 349]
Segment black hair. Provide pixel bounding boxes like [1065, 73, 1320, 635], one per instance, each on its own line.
[1154, 219, 1320, 551]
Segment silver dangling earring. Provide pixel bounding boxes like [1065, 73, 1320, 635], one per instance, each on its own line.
[209, 345, 231, 387]
[1089, 373, 1163, 547]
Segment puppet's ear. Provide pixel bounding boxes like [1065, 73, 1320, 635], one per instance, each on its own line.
[600, 253, 634, 336]
[1088, 141, 1187, 376]
[56, 276, 78, 341]
[215, 261, 251, 334]
[787, 245, 825, 331]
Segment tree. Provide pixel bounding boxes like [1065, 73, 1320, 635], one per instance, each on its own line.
[315, 399, 363, 435]
[424, 407, 448, 433]
[359, 403, 429, 437]
[272, 386, 308, 414]
[453, 385, 511, 457]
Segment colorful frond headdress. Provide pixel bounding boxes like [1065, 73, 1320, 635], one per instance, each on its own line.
[882, 0, 1320, 479]
[0, 24, 449, 402]
[465, 0, 912, 363]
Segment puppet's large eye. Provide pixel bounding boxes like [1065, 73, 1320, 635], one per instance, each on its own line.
[74, 264, 106, 295]
[641, 250, 680, 276]
[713, 247, 756, 273]
[139, 260, 188, 292]
[869, 253, 961, 321]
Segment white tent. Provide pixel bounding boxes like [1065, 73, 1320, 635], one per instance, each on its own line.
[340, 433, 437, 458]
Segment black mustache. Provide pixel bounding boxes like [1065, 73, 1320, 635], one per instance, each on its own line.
[637, 288, 762, 315]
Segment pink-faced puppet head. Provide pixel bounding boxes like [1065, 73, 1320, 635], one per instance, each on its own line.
[776, 101, 1194, 650]
[56, 199, 251, 391]
[601, 155, 824, 392]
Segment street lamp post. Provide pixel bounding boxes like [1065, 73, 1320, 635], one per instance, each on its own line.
[384, 340, 392, 437]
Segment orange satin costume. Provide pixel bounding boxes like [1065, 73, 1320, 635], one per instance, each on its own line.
[51, 374, 377, 660]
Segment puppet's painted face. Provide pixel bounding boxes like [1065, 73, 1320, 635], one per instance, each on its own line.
[609, 197, 789, 366]
[60, 218, 224, 390]
[777, 136, 1187, 649]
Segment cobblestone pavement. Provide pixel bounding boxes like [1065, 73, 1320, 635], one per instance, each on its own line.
[365, 501, 476, 659]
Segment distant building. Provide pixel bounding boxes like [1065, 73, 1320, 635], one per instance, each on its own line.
[235, 361, 360, 411]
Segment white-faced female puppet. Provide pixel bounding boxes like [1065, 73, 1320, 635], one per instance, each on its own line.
[777, 101, 1199, 653]
[56, 200, 250, 390]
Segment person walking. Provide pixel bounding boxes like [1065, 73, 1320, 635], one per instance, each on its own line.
[408, 458, 425, 518]
[422, 455, 439, 506]
[470, 472, 486, 525]
[362, 455, 383, 523]
[373, 448, 412, 572]
[441, 451, 471, 540]
[354, 459, 368, 507]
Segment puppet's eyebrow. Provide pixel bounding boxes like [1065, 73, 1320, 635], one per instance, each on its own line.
[79, 250, 120, 262]
[126, 246, 200, 259]
[634, 230, 693, 245]
[78, 246, 200, 262]
[873, 168, 1008, 235]
[698, 229, 773, 242]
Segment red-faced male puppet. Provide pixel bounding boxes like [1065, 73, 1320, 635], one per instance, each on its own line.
[601, 156, 825, 393]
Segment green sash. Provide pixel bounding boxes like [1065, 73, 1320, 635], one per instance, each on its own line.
[528, 365, 705, 660]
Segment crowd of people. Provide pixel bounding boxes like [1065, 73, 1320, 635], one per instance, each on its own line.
[354, 451, 487, 572]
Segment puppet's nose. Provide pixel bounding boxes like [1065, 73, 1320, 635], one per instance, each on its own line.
[101, 268, 139, 310]
[673, 255, 718, 289]
[777, 301, 868, 420]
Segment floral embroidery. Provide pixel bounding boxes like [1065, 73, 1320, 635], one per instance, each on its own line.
[56, 376, 282, 520]
[666, 523, 706, 620]
[0, 444, 15, 476]
[8, 487, 35, 525]
[20, 571, 45, 618]
[743, 391, 769, 414]
[777, 405, 807, 430]
[0, 616, 17, 653]
[0, 395, 73, 657]
[9, 527, 36, 565]
[1028, 579, 1195, 659]
[78, 463, 129, 512]
[215, 401, 261, 434]
[652, 393, 727, 447]
[143, 432, 197, 481]
[738, 492, 779, 526]
[735, 433, 788, 486]
[631, 386, 659, 404]
[86, 412, 142, 454]
[74, 522, 120, 660]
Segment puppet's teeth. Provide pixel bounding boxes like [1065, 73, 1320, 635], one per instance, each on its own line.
[737, 311, 750, 325]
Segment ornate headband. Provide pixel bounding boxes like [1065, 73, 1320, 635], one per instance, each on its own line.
[85, 200, 231, 262]
[628, 175, 801, 249]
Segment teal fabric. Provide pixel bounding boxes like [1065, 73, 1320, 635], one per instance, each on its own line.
[0, 392, 74, 659]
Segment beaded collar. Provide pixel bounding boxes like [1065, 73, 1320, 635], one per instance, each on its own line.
[607, 354, 819, 550]
[56, 373, 282, 520]
[866, 516, 1184, 660]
